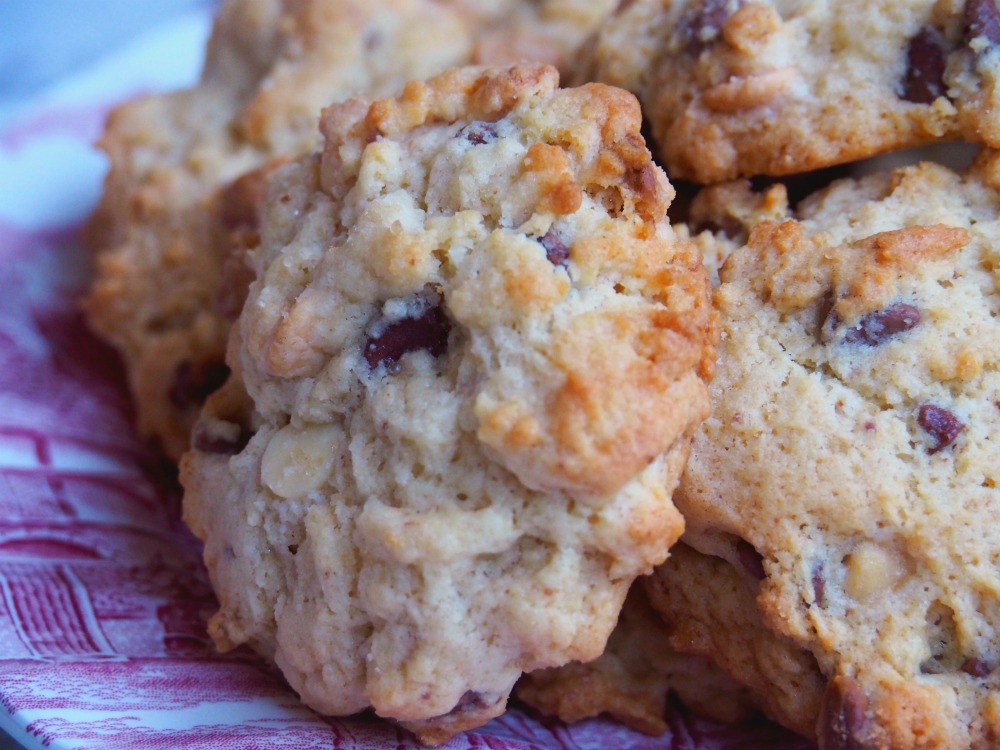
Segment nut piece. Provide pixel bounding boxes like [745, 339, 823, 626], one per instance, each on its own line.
[844, 541, 905, 602]
[701, 68, 796, 112]
[261, 423, 341, 498]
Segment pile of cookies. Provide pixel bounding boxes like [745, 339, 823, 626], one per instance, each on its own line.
[84, 0, 1000, 748]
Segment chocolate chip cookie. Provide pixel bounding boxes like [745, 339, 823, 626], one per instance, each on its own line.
[662, 152, 1000, 748]
[590, 0, 1000, 182]
[179, 63, 718, 744]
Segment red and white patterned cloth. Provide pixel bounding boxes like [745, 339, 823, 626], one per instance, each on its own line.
[0, 9, 814, 749]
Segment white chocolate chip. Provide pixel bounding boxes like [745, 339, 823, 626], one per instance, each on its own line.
[261, 423, 342, 498]
[844, 541, 905, 602]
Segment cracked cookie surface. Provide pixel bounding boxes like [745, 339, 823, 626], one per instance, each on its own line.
[667, 153, 1000, 748]
[180, 63, 717, 744]
[590, 0, 1000, 182]
[83, 0, 473, 459]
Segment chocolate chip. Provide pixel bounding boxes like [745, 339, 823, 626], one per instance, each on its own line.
[462, 121, 498, 145]
[684, 0, 743, 55]
[736, 538, 766, 580]
[364, 304, 450, 371]
[169, 361, 230, 410]
[539, 229, 570, 267]
[843, 303, 921, 346]
[191, 422, 251, 456]
[902, 27, 949, 103]
[812, 565, 826, 607]
[917, 404, 965, 453]
[962, 658, 991, 677]
[819, 676, 870, 750]
[965, 0, 1000, 45]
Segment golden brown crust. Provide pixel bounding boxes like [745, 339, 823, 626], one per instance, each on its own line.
[736, 220, 970, 321]
[276, 63, 720, 498]
[589, 0, 1000, 183]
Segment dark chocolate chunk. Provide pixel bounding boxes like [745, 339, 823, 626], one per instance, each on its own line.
[917, 404, 965, 453]
[902, 27, 949, 104]
[961, 657, 991, 677]
[364, 304, 450, 371]
[965, 0, 1000, 46]
[539, 229, 570, 267]
[843, 303, 921, 346]
[462, 121, 498, 145]
[684, 0, 742, 55]
[819, 676, 870, 750]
